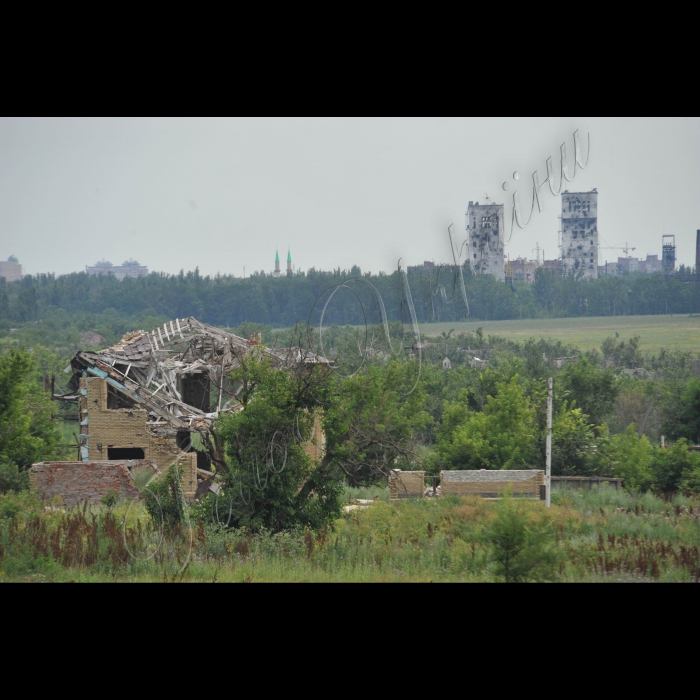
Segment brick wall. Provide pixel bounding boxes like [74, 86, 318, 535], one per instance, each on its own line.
[30, 461, 158, 507]
[81, 377, 198, 499]
[441, 470, 545, 498]
[389, 471, 425, 500]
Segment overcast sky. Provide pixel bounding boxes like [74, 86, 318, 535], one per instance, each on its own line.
[1, 117, 699, 277]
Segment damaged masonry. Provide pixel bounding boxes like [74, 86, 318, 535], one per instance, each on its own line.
[47, 318, 331, 503]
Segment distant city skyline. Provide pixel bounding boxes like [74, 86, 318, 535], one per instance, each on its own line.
[1, 118, 699, 278]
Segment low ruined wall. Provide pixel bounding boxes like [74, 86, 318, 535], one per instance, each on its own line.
[552, 477, 624, 491]
[30, 457, 199, 506]
[441, 470, 545, 499]
[389, 471, 425, 500]
[30, 461, 159, 507]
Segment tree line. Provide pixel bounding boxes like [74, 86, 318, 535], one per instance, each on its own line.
[1, 264, 698, 328]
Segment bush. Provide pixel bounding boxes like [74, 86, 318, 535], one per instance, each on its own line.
[144, 465, 187, 528]
[484, 494, 561, 583]
[0, 463, 29, 495]
[652, 440, 700, 494]
[606, 425, 655, 492]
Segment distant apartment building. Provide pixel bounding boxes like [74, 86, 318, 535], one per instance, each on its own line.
[510, 257, 538, 284]
[641, 255, 663, 274]
[467, 201, 505, 281]
[601, 261, 624, 278]
[617, 257, 639, 274]
[0, 256, 23, 282]
[602, 255, 664, 277]
[561, 190, 599, 279]
[86, 259, 149, 281]
[543, 259, 564, 277]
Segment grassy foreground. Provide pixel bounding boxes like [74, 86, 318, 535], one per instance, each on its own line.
[2, 488, 700, 583]
[419, 315, 700, 352]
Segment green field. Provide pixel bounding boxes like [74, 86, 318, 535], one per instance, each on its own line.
[419, 315, 700, 352]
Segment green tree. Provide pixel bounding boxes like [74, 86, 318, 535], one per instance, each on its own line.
[677, 380, 700, 444]
[0, 349, 61, 491]
[652, 440, 700, 494]
[0, 463, 29, 494]
[551, 407, 598, 477]
[437, 376, 537, 471]
[215, 355, 429, 533]
[605, 425, 655, 492]
[0, 291, 10, 320]
[558, 357, 619, 426]
[216, 354, 338, 533]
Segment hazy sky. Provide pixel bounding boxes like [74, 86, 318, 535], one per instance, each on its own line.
[1, 117, 699, 277]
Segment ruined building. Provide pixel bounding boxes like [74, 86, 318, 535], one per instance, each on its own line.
[45, 318, 329, 504]
[467, 201, 505, 281]
[561, 190, 599, 278]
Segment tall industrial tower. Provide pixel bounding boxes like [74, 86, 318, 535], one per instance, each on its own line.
[662, 236, 677, 275]
[561, 190, 599, 278]
[467, 201, 505, 281]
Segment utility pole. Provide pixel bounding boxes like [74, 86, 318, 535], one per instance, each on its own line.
[546, 378, 553, 508]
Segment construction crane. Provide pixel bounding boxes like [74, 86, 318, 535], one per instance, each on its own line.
[600, 243, 637, 256]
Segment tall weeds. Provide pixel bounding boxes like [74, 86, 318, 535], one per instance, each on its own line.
[2, 489, 700, 582]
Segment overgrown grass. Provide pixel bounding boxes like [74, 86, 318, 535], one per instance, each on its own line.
[2, 488, 699, 583]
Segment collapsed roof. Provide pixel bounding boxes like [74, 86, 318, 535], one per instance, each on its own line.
[57, 317, 330, 436]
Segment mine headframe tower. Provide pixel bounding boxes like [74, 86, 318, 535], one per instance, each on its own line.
[662, 235, 677, 276]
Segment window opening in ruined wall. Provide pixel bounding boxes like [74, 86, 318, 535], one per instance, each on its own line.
[108, 448, 146, 460]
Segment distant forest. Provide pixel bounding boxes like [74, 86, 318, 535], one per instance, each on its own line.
[0, 265, 698, 329]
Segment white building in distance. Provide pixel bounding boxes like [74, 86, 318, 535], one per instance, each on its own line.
[86, 259, 149, 281]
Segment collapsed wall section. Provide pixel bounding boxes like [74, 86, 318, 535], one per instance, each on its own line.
[80, 377, 197, 500]
[30, 461, 159, 507]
